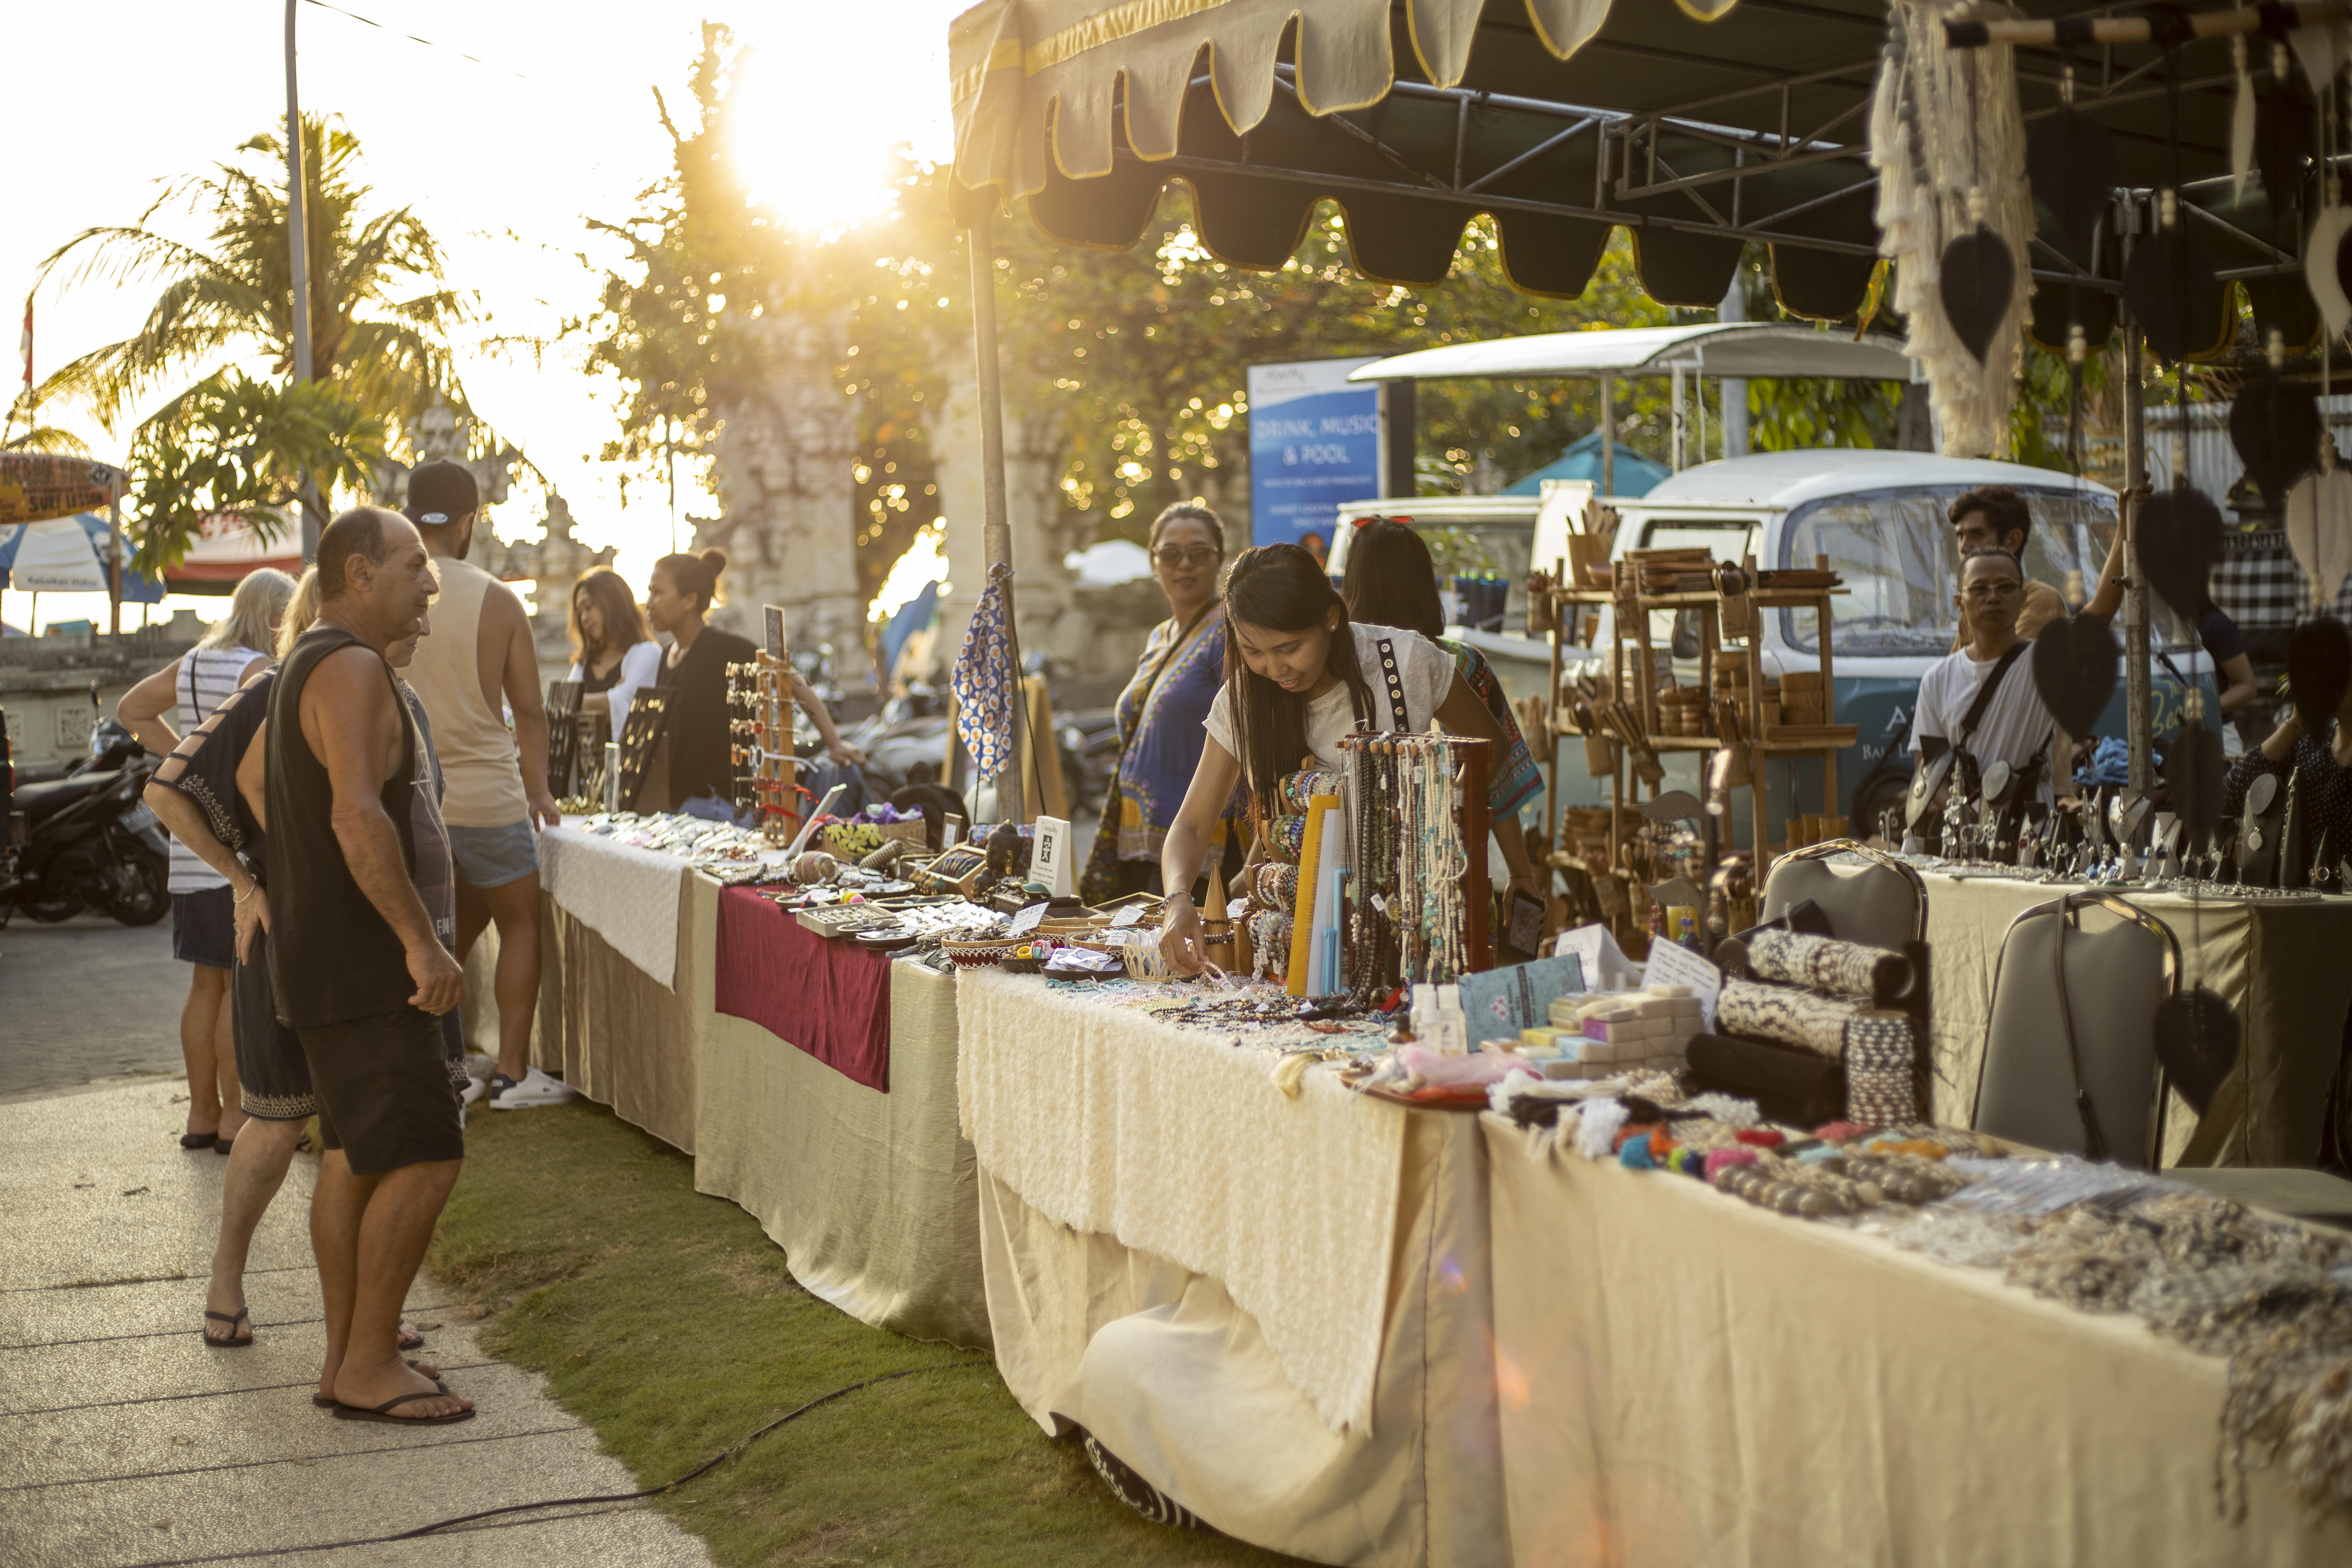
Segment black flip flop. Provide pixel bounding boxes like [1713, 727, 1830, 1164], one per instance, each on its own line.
[331, 1388, 473, 1425]
[201, 1307, 252, 1348]
[178, 1131, 218, 1150]
[313, 1362, 445, 1407]
[213, 1136, 236, 1157]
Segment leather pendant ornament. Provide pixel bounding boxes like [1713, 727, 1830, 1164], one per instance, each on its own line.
[2306, 205, 2352, 334]
[2230, 373, 2322, 510]
[2135, 489, 2225, 623]
[2285, 466, 2352, 609]
[2027, 114, 2116, 250]
[2254, 79, 2315, 217]
[1938, 225, 2015, 365]
[2123, 228, 2222, 364]
[2152, 987, 2240, 1117]
[2287, 615, 2352, 729]
[2031, 615, 2119, 735]
[2163, 719, 2226, 855]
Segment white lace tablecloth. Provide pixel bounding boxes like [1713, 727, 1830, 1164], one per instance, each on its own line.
[956, 968, 1408, 1434]
[537, 821, 690, 990]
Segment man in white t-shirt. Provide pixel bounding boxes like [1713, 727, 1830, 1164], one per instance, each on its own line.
[1913, 547, 2059, 805]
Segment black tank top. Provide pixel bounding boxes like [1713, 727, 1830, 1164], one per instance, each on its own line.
[265, 625, 419, 1028]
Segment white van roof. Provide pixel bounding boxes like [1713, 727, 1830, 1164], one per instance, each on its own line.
[1629, 449, 2117, 512]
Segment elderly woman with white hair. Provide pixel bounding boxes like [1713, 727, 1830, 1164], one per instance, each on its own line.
[117, 566, 299, 1156]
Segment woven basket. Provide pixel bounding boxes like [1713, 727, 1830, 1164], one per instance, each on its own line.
[942, 937, 1021, 968]
[1121, 941, 1178, 983]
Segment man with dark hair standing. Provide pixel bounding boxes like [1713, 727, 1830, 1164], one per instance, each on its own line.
[397, 461, 572, 1111]
[1914, 547, 2060, 813]
[1947, 484, 2065, 646]
[267, 506, 473, 1424]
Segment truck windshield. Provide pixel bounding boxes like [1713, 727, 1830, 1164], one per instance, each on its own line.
[1778, 485, 2192, 656]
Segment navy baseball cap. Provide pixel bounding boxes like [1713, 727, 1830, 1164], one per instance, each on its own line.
[402, 460, 479, 526]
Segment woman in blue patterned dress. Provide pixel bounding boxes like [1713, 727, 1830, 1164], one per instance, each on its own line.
[1080, 503, 1247, 903]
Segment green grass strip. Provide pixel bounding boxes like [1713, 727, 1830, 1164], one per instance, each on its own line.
[429, 1097, 1302, 1566]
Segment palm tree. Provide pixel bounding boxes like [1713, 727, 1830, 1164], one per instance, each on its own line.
[34, 114, 468, 446]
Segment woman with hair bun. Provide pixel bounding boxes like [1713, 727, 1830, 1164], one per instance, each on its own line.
[1155, 542, 1539, 973]
[645, 548, 866, 817]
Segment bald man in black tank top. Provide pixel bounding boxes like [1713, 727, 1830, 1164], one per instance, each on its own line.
[265, 507, 474, 1425]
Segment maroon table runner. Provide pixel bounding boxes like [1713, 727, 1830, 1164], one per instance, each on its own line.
[713, 887, 891, 1091]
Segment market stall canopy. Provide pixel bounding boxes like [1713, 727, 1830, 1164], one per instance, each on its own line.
[0, 514, 165, 601]
[0, 453, 130, 526]
[1347, 322, 1918, 382]
[166, 509, 301, 596]
[948, 0, 2304, 345]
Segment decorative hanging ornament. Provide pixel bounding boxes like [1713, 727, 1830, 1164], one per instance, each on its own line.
[2231, 35, 2256, 197]
[2151, 986, 2240, 1116]
[2231, 333, 2323, 510]
[1938, 189, 2016, 365]
[2123, 193, 2221, 364]
[2163, 715, 2227, 858]
[2310, 204, 2352, 335]
[2286, 614, 2352, 728]
[2286, 21, 2345, 97]
[2026, 107, 2115, 251]
[2135, 488, 2226, 623]
[2031, 614, 2120, 735]
[2285, 459, 2352, 610]
[2253, 67, 2315, 216]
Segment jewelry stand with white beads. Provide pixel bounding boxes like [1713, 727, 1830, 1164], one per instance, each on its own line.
[1337, 731, 1492, 997]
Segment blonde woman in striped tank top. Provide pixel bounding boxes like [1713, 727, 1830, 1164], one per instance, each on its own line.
[118, 568, 298, 1152]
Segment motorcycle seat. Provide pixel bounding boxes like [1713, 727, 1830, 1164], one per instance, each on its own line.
[13, 772, 121, 825]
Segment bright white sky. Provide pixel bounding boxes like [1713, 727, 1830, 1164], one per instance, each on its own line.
[3, 0, 962, 634]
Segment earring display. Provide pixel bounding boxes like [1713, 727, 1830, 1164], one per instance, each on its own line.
[727, 652, 800, 842]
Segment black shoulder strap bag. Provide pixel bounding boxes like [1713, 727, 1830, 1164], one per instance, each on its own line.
[1352, 635, 1412, 735]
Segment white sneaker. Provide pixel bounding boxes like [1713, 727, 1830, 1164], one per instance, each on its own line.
[489, 1067, 578, 1111]
[461, 1075, 487, 1108]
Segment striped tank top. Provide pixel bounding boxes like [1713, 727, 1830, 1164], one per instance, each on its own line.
[169, 645, 264, 893]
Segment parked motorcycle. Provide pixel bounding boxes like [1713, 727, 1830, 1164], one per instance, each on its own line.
[0, 705, 172, 927]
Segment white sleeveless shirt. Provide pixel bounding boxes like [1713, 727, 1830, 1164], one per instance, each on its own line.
[398, 553, 530, 827]
[169, 646, 263, 893]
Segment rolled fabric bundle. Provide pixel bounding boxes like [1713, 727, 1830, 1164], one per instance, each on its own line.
[1715, 979, 1867, 1058]
[1685, 1033, 1848, 1130]
[1842, 1012, 1918, 1127]
[1277, 770, 1344, 814]
[1745, 927, 1911, 1001]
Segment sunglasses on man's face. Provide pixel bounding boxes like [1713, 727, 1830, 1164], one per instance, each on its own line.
[1962, 579, 2023, 602]
[1153, 546, 1222, 568]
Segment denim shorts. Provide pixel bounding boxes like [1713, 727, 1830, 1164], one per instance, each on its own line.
[447, 819, 539, 889]
[172, 886, 236, 969]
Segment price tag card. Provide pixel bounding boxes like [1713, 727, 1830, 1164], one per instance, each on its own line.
[1641, 938, 1722, 1032]
[1110, 903, 1147, 928]
[1008, 901, 1047, 936]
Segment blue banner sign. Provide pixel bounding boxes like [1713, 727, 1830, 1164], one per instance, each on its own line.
[1246, 357, 1382, 557]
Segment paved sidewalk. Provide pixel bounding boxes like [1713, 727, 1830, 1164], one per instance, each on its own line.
[0, 1079, 714, 1568]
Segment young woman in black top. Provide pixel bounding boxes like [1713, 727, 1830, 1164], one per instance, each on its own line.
[643, 550, 867, 816]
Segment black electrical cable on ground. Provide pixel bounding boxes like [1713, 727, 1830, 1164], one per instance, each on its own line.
[119, 1364, 980, 1568]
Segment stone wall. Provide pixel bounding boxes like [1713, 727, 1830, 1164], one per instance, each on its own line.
[0, 615, 205, 779]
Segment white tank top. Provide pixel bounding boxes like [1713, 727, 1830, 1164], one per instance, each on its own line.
[399, 553, 530, 828]
[169, 646, 262, 893]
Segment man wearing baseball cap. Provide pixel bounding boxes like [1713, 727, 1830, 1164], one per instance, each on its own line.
[397, 460, 573, 1111]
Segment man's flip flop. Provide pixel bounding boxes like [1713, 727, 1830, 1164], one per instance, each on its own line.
[313, 1362, 445, 1407]
[332, 1390, 474, 1425]
[178, 1131, 218, 1150]
[398, 1323, 425, 1351]
[201, 1307, 252, 1348]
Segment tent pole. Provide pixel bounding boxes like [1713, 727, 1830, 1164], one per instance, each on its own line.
[1671, 365, 1686, 472]
[1599, 377, 1615, 495]
[285, 0, 322, 563]
[967, 206, 1025, 824]
[2121, 313, 2153, 796]
[107, 499, 121, 636]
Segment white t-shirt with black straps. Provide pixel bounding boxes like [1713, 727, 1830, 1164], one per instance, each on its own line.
[1911, 641, 2059, 797]
[1203, 622, 1456, 772]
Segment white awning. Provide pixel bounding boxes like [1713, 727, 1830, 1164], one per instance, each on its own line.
[1346, 323, 1917, 383]
[949, 0, 1621, 203]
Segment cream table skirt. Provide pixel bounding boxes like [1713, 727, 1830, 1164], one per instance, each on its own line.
[1482, 1114, 2352, 1568]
